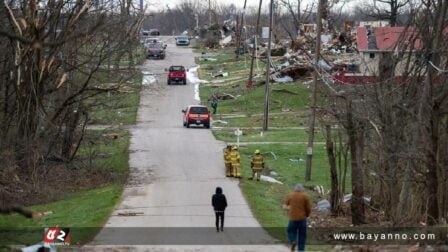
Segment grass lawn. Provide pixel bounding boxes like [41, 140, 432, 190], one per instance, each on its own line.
[195, 47, 241, 65]
[197, 46, 352, 249]
[201, 82, 313, 115]
[0, 185, 122, 246]
[0, 50, 144, 248]
[238, 144, 351, 243]
[77, 129, 131, 176]
[198, 60, 266, 82]
[212, 128, 325, 143]
[88, 72, 142, 125]
[119, 47, 146, 66]
[213, 113, 310, 128]
[0, 129, 130, 247]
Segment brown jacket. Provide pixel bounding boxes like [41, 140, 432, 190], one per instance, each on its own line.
[284, 191, 312, 221]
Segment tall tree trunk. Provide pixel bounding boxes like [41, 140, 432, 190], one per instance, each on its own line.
[326, 125, 339, 215]
[347, 100, 366, 225]
[389, 0, 398, 26]
[397, 160, 411, 220]
[422, 0, 447, 225]
[426, 104, 440, 225]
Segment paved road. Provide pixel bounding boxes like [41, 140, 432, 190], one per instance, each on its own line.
[84, 37, 288, 251]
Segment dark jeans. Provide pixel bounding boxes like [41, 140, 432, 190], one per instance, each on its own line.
[287, 219, 307, 251]
[215, 211, 224, 231]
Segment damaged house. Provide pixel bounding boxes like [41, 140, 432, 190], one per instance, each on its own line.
[356, 26, 424, 76]
[333, 26, 447, 84]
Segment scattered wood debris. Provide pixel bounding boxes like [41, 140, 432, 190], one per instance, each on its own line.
[96, 83, 135, 93]
[33, 211, 53, 219]
[216, 93, 237, 100]
[272, 88, 299, 95]
[103, 133, 120, 140]
[117, 212, 144, 216]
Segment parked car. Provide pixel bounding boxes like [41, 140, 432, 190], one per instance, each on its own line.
[175, 36, 190, 46]
[144, 37, 159, 48]
[140, 30, 150, 43]
[144, 38, 167, 49]
[182, 105, 210, 128]
[166, 65, 187, 85]
[159, 40, 167, 49]
[146, 43, 166, 59]
[149, 29, 160, 36]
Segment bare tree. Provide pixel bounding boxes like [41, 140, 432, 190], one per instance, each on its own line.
[317, 0, 448, 225]
[278, 0, 314, 39]
[0, 0, 143, 206]
[361, 0, 411, 26]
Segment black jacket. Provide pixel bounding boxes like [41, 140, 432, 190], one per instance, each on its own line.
[212, 187, 227, 211]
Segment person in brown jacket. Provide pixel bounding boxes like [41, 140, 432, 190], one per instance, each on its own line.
[283, 184, 311, 252]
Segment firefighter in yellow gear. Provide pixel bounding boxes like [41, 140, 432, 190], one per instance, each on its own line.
[250, 149, 264, 181]
[223, 145, 233, 177]
[230, 146, 241, 178]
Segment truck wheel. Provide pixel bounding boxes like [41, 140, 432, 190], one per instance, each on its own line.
[183, 79, 187, 85]
[167, 79, 171, 85]
[205, 123, 210, 129]
[186, 123, 190, 128]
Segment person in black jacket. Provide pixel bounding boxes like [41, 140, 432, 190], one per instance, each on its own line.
[212, 187, 227, 232]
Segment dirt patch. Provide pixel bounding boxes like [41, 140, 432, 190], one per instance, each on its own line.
[0, 134, 128, 207]
[126, 166, 154, 187]
[0, 162, 115, 207]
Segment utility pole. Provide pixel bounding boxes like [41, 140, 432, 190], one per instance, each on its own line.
[263, 0, 274, 131]
[140, 0, 143, 12]
[195, 13, 199, 30]
[247, 0, 263, 89]
[305, 0, 323, 181]
[208, 0, 212, 27]
[236, 0, 248, 59]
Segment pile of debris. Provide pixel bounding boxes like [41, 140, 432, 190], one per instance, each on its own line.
[255, 30, 361, 84]
[267, 43, 360, 84]
[199, 19, 362, 85]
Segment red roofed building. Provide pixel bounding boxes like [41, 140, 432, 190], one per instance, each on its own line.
[356, 26, 423, 76]
[334, 26, 447, 83]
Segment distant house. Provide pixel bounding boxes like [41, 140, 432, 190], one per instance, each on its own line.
[334, 26, 446, 84]
[300, 24, 317, 37]
[359, 20, 389, 29]
[356, 26, 422, 76]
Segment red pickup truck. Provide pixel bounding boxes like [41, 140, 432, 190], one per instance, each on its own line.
[182, 105, 210, 128]
[167, 65, 187, 85]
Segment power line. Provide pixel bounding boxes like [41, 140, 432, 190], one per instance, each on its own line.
[262, 0, 274, 131]
[247, 0, 262, 89]
[305, 0, 323, 181]
[428, 60, 448, 73]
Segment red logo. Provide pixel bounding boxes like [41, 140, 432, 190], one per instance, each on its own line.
[43, 227, 71, 245]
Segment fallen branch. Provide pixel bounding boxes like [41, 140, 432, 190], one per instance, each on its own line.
[272, 88, 299, 95]
[216, 93, 237, 100]
[0, 205, 34, 218]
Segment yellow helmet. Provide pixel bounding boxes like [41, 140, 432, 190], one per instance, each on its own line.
[232, 145, 238, 150]
[254, 149, 260, 154]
